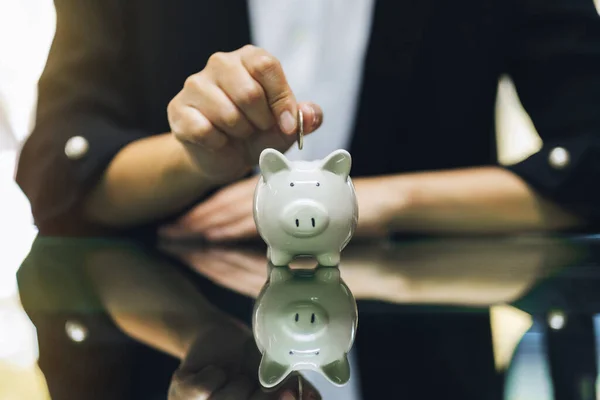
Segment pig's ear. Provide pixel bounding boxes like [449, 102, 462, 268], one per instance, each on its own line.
[320, 150, 352, 179]
[320, 354, 351, 386]
[259, 354, 291, 388]
[259, 148, 291, 182]
[315, 267, 340, 284]
[270, 266, 293, 284]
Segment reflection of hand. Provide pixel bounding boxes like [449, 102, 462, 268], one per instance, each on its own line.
[160, 176, 396, 242]
[175, 247, 269, 298]
[164, 238, 558, 306]
[164, 245, 390, 301]
[169, 316, 320, 400]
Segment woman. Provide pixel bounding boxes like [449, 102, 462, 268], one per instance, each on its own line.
[16, 0, 600, 237]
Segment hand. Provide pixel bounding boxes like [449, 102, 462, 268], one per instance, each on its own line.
[160, 176, 396, 242]
[168, 45, 323, 184]
[168, 316, 321, 400]
[160, 176, 260, 242]
[162, 245, 392, 301]
[171, 246, 270, 298]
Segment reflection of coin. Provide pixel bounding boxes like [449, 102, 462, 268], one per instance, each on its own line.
[297, 109, 304, 150]
[298, 375, 303, 399]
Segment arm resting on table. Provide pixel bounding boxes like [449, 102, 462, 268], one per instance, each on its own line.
[82, 133, 215, 227]
[380, 166, 584, 234]
[382, 0, 600, 234]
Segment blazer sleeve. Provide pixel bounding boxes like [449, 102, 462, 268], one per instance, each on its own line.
[16, 0, 148, 234]
[504, 0, 600, 224]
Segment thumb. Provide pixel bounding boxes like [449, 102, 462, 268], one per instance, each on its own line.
[298, 102, 323, 134]
[246, 101, 324, 157]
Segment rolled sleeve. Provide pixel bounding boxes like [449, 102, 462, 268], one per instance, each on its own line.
[17, 115, 146, 233]
[506, 134, 600, 220]
[504, 0, 600, 223]
[16, 0, 150, 234]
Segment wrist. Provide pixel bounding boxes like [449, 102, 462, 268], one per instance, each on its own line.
[377, 174, 420, 232]
[353, 175, 415, 237]
[173, 136, 253, 187]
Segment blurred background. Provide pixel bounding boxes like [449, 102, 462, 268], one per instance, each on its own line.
[1, 0, 577, 398]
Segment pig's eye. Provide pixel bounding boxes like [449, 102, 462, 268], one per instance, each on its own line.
[290, 182, 294, 187]
[316, 182, 320, 187]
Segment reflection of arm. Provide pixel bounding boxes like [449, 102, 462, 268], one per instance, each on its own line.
[340, 240, 579, 306]
[85, 246, 225, 359]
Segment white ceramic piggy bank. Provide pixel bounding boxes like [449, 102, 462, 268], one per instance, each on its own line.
[253, 149, 358, 266]
[253, 265, 358, 388]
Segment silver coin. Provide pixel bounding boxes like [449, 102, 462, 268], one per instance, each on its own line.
[297, 109, 304, 150]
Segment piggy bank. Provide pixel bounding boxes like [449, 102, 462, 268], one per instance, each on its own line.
[253, 149, 358, 266]
[253, 264, 358, 388]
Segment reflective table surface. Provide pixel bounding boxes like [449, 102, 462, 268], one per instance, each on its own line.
[16, 234, 600, 400]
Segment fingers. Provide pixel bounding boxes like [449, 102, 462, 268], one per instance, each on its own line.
[165, 197, 251, 237]
[240, 45, 298, 134]
[159, 177, 258, 239]
[214, 61, 275, 131]
[184, 76, 255, 138]
[248, 101, 324, 154]
[299, 102, 323, 134]
[204, 216, 257, 242]
[168, 102, 228, 149]
[169, 366, 227, 400]
[190, 251, 265, 297]
[182, 177, 257, 227]
[210, 249, 268, 274]
[168, 44, 324, 165]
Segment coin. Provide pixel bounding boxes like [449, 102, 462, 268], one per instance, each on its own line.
[297, 108, 304, 150]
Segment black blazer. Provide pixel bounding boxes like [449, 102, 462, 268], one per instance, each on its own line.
[16, 0, 600, 234]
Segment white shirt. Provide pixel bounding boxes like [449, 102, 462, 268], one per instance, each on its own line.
[248, 0, 375, 163]
[249, 2, 375, 398]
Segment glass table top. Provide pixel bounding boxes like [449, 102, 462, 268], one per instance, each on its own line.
[14, 234, 600, 400]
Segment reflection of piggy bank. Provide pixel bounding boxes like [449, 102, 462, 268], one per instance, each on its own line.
[253, 149, 358, 266]
[252, 265, 358, 388]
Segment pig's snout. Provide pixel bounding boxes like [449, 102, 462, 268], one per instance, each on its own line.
[282, 301, 329, 338]
[280, 200, 330, 238]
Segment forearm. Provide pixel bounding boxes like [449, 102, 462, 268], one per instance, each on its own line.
[83, 133, 216, 227]
[385, 166, 585, 234]
[87, 248, 225, 359]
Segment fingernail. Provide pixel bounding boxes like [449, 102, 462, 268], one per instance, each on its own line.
[308, 103, 322, 129]
[279, 111, 296, 134]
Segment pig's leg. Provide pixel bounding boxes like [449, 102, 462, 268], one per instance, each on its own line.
[268, 247, 293, 266]
[317, 252, 340, 267]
